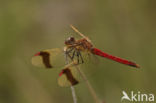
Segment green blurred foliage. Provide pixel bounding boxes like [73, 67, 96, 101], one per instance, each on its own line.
[0, 0, 156, 103]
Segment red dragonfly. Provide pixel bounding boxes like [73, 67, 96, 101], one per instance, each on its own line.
[64, 25, 140, 68]
[31, 25, 140, 87]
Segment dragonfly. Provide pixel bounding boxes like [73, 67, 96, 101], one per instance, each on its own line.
[31, 25, 140, 87]
[64, 25, 140, 68]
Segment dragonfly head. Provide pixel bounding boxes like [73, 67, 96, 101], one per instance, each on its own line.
[65, 36, 76, 45]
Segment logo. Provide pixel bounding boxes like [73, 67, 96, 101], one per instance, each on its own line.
[121, 91, 154, 102]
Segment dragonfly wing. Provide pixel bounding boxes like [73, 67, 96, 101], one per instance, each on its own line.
[58, 66, 80, 87]
[31, 48, 64, 68]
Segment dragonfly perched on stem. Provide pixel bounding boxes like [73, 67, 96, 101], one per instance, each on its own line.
[31, 25, 140, 103]
[65, 25, 140, 68]
[31, 25, 140, 86]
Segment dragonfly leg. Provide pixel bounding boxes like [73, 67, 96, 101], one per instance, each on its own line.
[78, 51, 84, 63]
[76, 50, 84, 64]
[65, 52, 73, 64]
[71, 50, 76, 60]
[64, 48, 74, 63]
[65, 48, 84, 64]
[66, 53, 73, 61]
[76, 51, 80, 64]
[65, 48, 74, 54]
[64, 52, 68, 64]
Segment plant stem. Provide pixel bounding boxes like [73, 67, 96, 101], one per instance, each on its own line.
[65, 53, 78, 103]
[75, 66, 101, 103]
[71, 86, 77, 103]
[70, 24, 92, 43]
[70, 24, 102, 103]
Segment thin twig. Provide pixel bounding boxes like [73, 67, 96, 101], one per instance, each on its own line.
[71, 86, 77, 103]
[75, 66, 100, 103]
[70, 24, 92, 43]
[70, 25, 103, 103]
[64, 53, 78, 103]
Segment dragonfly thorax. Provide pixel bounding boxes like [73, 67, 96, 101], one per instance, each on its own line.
[76, 38, 93, 51]
[65, 37, 93, 52]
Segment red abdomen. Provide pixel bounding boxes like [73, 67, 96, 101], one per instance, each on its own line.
[92, 48, 140, 68]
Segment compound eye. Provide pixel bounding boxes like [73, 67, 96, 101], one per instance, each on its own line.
[69, 37, 75, 42]
[65, 37, 75, 45]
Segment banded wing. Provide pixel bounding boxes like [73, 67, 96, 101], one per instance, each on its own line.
[58, 63, 81, 87]
[31, 48, 64, 68]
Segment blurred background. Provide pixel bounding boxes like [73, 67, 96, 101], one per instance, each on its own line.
[0, 0, 156, 103]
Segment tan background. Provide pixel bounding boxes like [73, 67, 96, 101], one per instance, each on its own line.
[0, 0, 156, 103]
